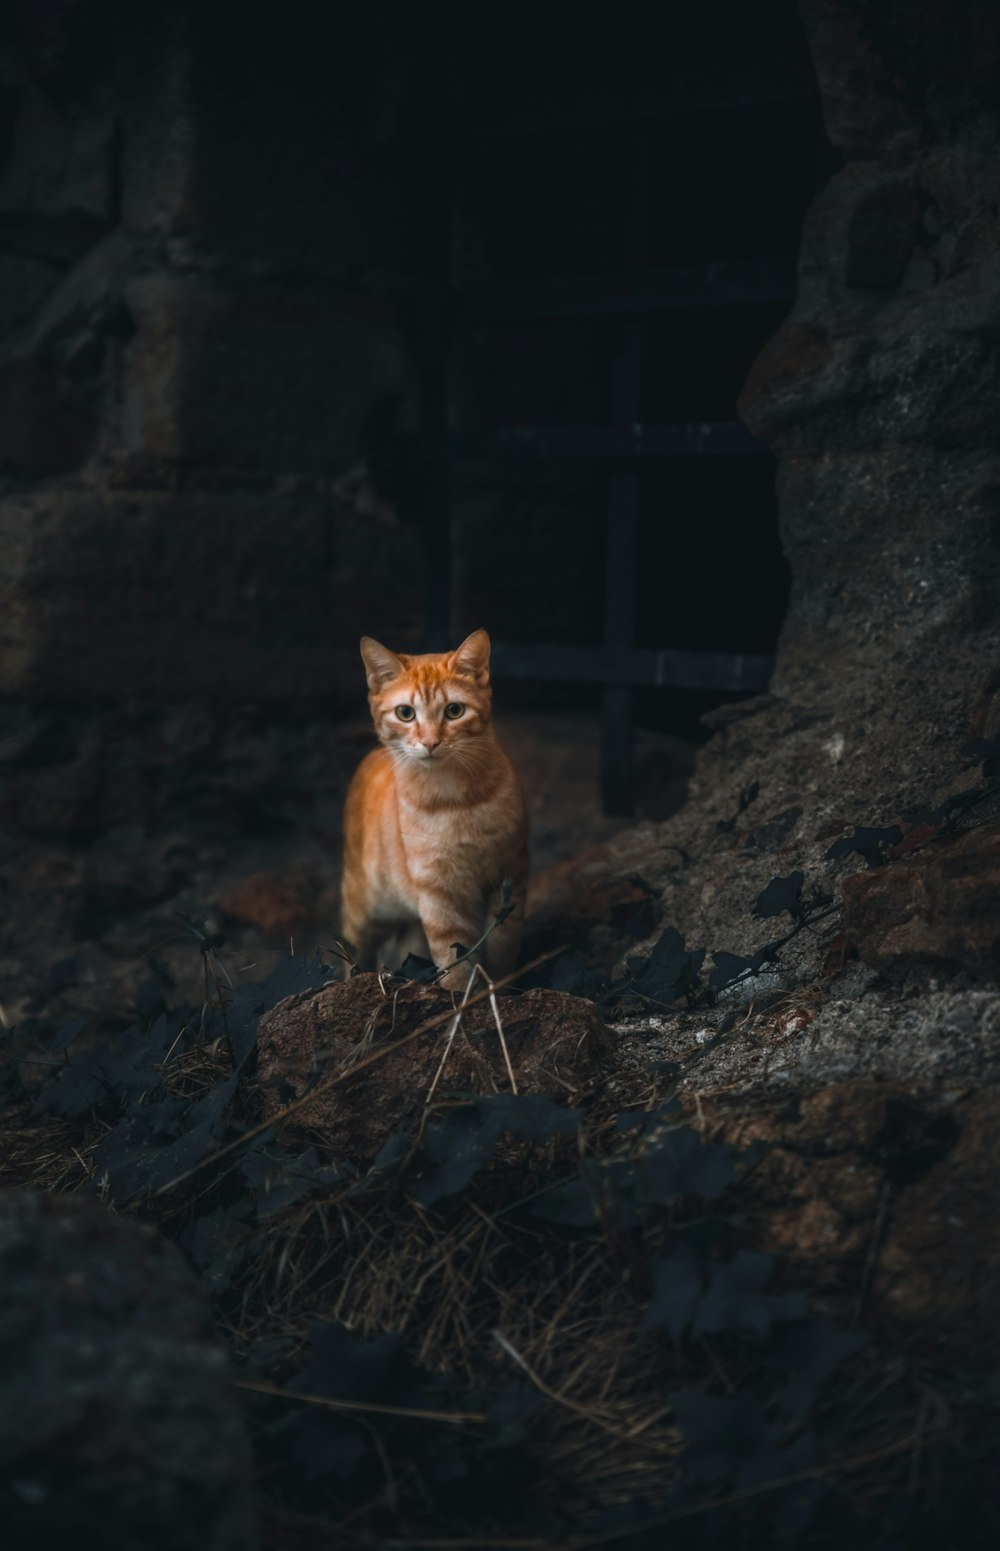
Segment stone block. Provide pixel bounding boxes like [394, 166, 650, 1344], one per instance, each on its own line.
[0, 487, 421, 703]
[0, 63, 117, 263]
[120, 272, 412, 475]
[0, 1189, 255, 1550]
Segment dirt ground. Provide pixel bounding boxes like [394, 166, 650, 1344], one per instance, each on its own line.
[0, 703, 695, 1033]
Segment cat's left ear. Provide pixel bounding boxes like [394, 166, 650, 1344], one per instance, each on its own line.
[449, 628, 490, 684]
[360, 636, 404, 691]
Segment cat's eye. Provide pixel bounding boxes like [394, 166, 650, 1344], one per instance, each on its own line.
[444, 702, 465, 720]
[395, 705, 416, 721]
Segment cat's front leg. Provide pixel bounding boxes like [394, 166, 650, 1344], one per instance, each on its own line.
[480, 863, 529, 982]
[339, 896, 380, 973]
[482, 909, 523, 982]
[418, 889, 486, 992]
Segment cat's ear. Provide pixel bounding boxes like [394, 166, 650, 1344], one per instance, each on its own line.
[360, 636, 404, 691]
[449, 628, 490, 684]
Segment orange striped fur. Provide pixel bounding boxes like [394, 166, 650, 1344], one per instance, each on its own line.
[341, 629, 529, 988]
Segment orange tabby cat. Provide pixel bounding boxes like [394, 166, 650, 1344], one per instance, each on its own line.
[341, 629, 529, 989]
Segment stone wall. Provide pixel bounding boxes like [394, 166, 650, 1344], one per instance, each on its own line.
[0, 2, 423, 705]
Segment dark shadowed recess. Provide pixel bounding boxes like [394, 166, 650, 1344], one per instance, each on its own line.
[442, 1, 829, 740]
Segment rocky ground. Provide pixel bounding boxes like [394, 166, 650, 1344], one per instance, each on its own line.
[0, 699, 694, 1034]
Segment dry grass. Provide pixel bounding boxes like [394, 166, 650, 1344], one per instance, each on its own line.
[0, 995, 965, 1550]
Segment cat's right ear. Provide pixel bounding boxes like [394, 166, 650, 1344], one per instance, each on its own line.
[360, 636, 403, 691]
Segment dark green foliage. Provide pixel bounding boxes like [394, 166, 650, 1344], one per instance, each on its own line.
[397, 952, 439, 982]
[411, 1093, 580, 1205]
[288, 1325, 408, 1480]
[241, 1144, 347, 1220]
[623, 926, 707, 1007]
[16, 826, 892, 1549]
[29, 951, 332, 1209]
[753, 870, 805, 919]
[960, 735, 1000, 779]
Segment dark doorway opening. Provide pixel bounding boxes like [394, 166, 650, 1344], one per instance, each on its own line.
[400, 4, 832, 808]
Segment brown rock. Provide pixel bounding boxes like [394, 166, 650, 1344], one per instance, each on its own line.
[842, 823, 1000, 979]
[256, 973, 612, 1157]
[701, 1081, 1000, 1340]
[875, 1092, 1000, 1329]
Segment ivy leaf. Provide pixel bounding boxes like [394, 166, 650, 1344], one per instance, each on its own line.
[413, 1096, 578, 1205]
[297, 1322, 405, 1403]
[33, 1042, 112, 1119]
[397, 953, 438, 983]
[483, 1383, 542, 1448]
[184, 1203, 252, 1291]
[225, 951, 331, 1070]
[412, 1106, 506, 1205]
[739, 1431, 824, 1540]
[478, 1093, 579, 1142]
[629, 926, 705, 1005]
[241, 1142, 345, 1220]
[825, 826, 902, 868]
[48, 1016, 90, 1051]
[709, 951, 755, 991]
[753, 872, 804, 921]
[286, 1411, 367, 1481]
[641, 1241, 703, 1337]
[286, 1323, 408, 1481]
[769, 1316, 868, 1416]
[692, 1251, 806, 1338]
[960, 735, 1000, 778]
[669, 1390, 772, 1483]
[641, 1127, 736, 1207]
[188, 1071, 239, 1135]
[349, 1130, 414, 1195]
[531, 1169, 606, 1228]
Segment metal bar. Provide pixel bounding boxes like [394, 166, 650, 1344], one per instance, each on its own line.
[490, 642, 774, 692]
[452, 258, 795, 324]
[600, 135, 649, 818]
[443, 421, 763, 460]
[601, 469, 638, 815]
[413, 75, 455, 652]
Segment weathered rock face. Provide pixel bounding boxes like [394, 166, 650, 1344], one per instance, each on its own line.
[739, 0, 1000, 689]
[518, 2, 1000, 1127]
[701, 1082, 1000, 1340]
[256, 973, 612, 1156]
[0, 1188, 255, 1550]
[842, 822, 1000, 979]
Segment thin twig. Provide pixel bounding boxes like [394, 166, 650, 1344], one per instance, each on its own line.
[492, 1330, 638, 1442]
[236, 1378, 486, 1425]
[854, 1178, 889, 1326]
[424, 968, 479, 1109]
[475, 963, 518, 1095]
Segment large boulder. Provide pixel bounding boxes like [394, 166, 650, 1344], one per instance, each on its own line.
[256, 973, 612, 1156]
[0, 1189, 255, 1550]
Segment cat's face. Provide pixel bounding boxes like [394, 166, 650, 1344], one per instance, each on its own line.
[360, 629, 493, 768]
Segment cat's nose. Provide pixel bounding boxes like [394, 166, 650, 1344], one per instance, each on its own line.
[421, 738, 441, 754]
